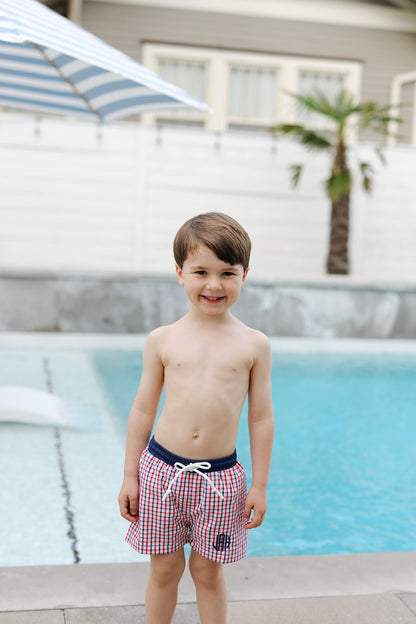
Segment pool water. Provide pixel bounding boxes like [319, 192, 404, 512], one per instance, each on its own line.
[1, 342, 416, 566]
[0, 347, 143, 567]
[266, 353, 416, 556]
[95, 349, 416, 558]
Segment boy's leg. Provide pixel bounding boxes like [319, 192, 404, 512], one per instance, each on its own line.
[145, 549, 186, 624]
[188, 549, 227, 624]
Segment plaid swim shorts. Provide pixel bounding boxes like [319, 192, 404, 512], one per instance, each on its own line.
[126, 437, 248, 564]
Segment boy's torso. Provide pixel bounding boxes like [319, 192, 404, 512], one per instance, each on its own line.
[154, 316, 259, 458]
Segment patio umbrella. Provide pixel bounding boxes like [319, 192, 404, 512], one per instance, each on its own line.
[0, 0, 209, 121]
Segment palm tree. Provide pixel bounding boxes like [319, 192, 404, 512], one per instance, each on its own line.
[271, 90, 402, 274]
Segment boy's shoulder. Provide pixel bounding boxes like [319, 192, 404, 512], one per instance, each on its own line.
[232, 315, 269, 340]
[145, 320, 185, 346]
[237, 321, 271, 354]
[218, 316, 271, 362]
[145, 323, 174, 344]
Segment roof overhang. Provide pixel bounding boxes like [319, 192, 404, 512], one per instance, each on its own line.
[89, 0, 416, 32]
[387, 0, 416, 9]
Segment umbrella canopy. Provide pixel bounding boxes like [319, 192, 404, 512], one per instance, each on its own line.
[0, 0, 209, 121]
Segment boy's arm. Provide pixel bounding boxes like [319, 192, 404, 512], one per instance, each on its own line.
[244, 332, 274, 529]
[118, 329, 165, 521]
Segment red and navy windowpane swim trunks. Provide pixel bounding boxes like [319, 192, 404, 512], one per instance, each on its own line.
[126, 437, 248, 564]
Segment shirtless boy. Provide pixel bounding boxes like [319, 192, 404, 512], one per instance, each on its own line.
[118, 212, 274, 624]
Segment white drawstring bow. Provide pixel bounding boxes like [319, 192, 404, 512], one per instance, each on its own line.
[162, 461, 225, 501]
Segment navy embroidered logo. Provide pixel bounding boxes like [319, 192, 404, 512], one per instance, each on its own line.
[212, 533, 231, 551]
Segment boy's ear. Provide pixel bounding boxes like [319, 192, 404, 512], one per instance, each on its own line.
[175, 264, 184, 285]
[242, 267, 249, 283]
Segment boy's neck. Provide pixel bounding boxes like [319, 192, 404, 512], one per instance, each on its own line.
[186, 306, 235, 325]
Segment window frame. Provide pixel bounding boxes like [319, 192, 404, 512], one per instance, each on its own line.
[141, 43, 362, 134]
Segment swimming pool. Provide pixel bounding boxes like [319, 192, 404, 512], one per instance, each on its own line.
[1, 334, 416, 566]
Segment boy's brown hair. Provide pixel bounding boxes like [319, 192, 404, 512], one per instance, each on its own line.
[173, 212, 251, 270]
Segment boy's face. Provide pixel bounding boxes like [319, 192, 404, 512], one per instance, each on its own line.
[176, 245, 249, 317]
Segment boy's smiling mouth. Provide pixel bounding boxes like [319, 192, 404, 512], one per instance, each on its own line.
[201, 295, 225, 302]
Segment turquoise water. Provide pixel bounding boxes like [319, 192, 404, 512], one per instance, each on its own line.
[1, 345, 415, 566]
[93, 349, 416, 557]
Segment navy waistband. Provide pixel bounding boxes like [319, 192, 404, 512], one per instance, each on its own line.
[148, 437, 237, 472]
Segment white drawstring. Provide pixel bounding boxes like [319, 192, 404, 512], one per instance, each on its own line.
[162, 461, 225, 501]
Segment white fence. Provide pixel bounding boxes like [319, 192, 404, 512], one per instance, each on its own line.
[0, 113, 415, 283]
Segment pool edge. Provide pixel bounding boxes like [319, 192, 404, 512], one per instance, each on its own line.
[2, 332, 416, 353]
[1, 551, 416, 612]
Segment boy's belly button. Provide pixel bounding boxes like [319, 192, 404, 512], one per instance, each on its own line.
[192, 431, 199, 440]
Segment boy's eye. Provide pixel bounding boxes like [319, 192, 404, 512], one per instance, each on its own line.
[223, 271, 236, 276]
[195, 270, 206, 275]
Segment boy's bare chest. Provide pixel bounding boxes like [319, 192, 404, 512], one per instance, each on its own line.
[162, 341, 253, 380]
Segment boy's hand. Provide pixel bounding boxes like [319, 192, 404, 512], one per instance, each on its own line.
[243, 486, 267, 529]
[118, 478, 139, 522]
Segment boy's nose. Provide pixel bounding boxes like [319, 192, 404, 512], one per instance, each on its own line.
[206, 276, 222, 290]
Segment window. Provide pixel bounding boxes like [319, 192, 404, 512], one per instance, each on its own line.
[142, 44, 362, 134]
[228, 65, 278, 126]
[299, 70, 345, 99]
[157, 58, 207, 121]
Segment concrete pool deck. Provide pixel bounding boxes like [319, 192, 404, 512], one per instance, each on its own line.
[1, 552, 416, 623]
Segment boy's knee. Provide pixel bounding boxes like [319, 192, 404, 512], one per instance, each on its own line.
[150, 551, 186, 587]
[189, 552, 223, 588]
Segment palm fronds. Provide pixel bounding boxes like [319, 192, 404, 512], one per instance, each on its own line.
[326, 170, 352, 200]
[284, 89, 363, 131]
[359, 162, 375, 193]
[289, 164, 304, 187]
[271, 89, 402, 198]
[270, 123, 332, 151]
[270, 88, 403, 274]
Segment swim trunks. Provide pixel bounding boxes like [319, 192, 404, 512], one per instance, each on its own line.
[126, 437, 248, 564]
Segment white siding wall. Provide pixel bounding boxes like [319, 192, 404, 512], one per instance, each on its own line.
[0, 114, 415, 283]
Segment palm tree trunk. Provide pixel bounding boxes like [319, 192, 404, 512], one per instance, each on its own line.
[326, 139, 350, 274]
[326, 195, 350, 274]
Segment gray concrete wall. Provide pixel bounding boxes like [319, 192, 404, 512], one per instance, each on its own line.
[1, 273, 415, 338]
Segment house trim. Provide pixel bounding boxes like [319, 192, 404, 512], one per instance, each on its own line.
[141, 43, 362, 133]
[88, 0, 416, 33]
[389, 70, 416, 145]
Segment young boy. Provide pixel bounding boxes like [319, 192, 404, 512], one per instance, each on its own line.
[118, 212, 274, 624]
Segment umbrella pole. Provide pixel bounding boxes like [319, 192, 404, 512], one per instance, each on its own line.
[33, 42, 102, 120]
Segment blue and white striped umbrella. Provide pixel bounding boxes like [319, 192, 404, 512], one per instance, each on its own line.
[0, 0, 209, 121]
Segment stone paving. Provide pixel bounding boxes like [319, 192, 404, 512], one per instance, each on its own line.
[1, 553, 416, 623]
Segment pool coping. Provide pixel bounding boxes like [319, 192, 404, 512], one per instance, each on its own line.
[2, 332, 416, 353]
[1, 552, 416, 612]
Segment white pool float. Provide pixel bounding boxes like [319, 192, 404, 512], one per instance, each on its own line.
[0, 386, 98, 428]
